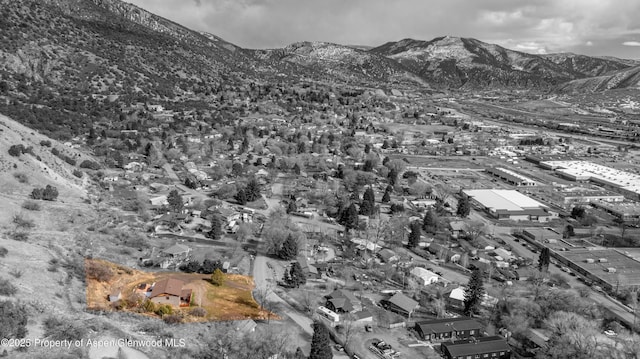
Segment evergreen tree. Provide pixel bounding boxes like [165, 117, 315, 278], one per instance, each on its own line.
[201, 259, 222, 274]
[207, 214, 223, 240]
[563, 224, 575, 239]
[235, 188, 247, 205]
[381, 190, 391, 203]
[363, 187, 375, 204]
[538, 247, 551, 272]
[434, 199, 447, 216]
[287, 201, 298, 214]
[388, 168, 398, 186]
[245, 178, 261, 202]
[240, 136, 250, 153]
[232, 162, 243, 177]
[211, 268, 225, 286]
[309, 321, 333, 359]
[289, 262, 307, 288]
[293, 163, 301, 175]
[340, 203, 359, 232]
[278, 234, 299, 260]
[456, 195, 471, 218]
[359, 199, 373, 216]
[363, 159, 374, 172]
[167, 189, 183, 213]
[463, 269, 485, 317]
[408, 221, 421, 248]
[422, 209, 438, 233]
[282, 268, 292, 287]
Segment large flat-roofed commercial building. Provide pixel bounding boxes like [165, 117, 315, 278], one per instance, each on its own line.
[525, 186, 624, 210]
[463, 189, 557, 222]
[540, 161, 640, 199]
[592, 201, 640, 221]
[486, 167, 537, 186]
[554, 248, 640, 291]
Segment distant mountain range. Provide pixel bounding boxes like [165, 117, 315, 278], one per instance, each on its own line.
[1, 0, 639, 94]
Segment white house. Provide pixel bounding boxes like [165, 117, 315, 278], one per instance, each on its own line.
[149, 195, 168, 206]
[410, 267, 440, 285]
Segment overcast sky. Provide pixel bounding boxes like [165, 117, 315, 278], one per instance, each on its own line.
[126, 0, 640, 59]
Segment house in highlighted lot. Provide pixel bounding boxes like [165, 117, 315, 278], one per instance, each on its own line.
[149, 278, 192, 308]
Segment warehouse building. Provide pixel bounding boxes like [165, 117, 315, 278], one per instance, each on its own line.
[540, 161, 640, 200]
[592, 201, 640, 221]
[463, 189, 557, 222]
[553, 248, 640, 292]
[486, 167, 537, 186]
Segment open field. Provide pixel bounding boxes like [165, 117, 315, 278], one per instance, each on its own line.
[85, 258, 276, 321]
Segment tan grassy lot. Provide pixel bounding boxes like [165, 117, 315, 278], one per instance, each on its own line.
[85, 259, 277, 322]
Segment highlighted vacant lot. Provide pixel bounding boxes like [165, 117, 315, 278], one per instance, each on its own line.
[85, 258, 276, 322]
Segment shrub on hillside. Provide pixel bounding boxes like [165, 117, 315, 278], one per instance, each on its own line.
[79, 160, 100, 170]
[43, 316, 87, 341]
[72, 169, 83, 178]
[163, 314, 183, 324]
[0, 278, 18, 296]
[0, 246, 7, 257]
[155, 304, 173, 316]
[8, 144, 25, 157]
[7, 230, 28, 241]
[40, 140, 52, 147]
[13, 213, 35, 229]
[22, 200, 41, 211]
[0, 300, 29, 339]
[85, 261, 113, 282]
[13, 172, 28, 183]
[30, 185, 59, 201]
[190, 307, 207, 317]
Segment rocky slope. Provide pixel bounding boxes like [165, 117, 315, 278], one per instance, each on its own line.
[370, 36, 635, 89]
[254, 41, 424, 85]
[541, 53, 632, 77]
[557, 65, 640, 93]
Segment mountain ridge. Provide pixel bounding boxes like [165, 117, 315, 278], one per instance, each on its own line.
[1, 0, 639, 95]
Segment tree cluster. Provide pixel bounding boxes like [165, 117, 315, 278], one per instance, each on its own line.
[30, 185, 59, 201]
[463, 269, 485, 316]
[8, 144, 33, 157]
[167, 189, 183, 213]
[180, 259, 223, 274]
[283, 261, 306, 288]
[235, 178, 261, 205]
[278, 234, 299, 260]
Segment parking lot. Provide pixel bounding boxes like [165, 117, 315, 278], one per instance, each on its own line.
[349, 328, 440, 359]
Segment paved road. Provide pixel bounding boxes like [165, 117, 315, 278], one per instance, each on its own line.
[252, 255, 314, 335]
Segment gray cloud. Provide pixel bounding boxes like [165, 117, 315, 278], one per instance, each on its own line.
[125, 0, 640, 58]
